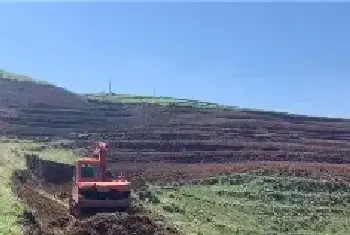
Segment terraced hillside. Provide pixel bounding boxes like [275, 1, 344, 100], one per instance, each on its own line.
[2, 72, 350, 164]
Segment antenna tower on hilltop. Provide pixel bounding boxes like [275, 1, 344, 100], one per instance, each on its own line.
[109, 78, 112, 95]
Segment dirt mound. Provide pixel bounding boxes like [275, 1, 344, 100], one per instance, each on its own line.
[59, 213, 177, 235]
[25, 154, 73, 184]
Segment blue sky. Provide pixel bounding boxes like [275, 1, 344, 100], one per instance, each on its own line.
[0, 3, 349, 117]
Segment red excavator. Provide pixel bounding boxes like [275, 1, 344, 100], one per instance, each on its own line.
[69, 142, 131, 217]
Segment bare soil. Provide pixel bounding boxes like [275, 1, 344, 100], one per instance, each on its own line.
[2, 78, 350, 164]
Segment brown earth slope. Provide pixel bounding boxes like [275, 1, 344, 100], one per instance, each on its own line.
[2, 75, 350, 164]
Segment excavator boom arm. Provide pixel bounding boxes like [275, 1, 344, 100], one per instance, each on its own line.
[94, 142, 108, 181]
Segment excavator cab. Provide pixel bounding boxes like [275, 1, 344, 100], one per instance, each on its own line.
[81, 163, 99, 178]
[74, 160, 105, 182]
[72, 162, 115, 182]
[69, 142, 131, 218]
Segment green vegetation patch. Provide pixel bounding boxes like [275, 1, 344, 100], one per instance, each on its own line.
[0, 138, 74, 235]
[84, 92, 237, 110]
[143, 173, 350, 235]
[0, 70, 50, 85]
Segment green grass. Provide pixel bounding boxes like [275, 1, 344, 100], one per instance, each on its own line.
[0, 138, 74, 235]
[143, 174, 350, 235]
[0, 70, 50, 85]
[84, 92, 237, 109]
[20, 143, 76, 165]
